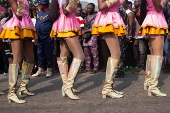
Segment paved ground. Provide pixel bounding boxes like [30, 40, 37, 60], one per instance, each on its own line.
[0, 71, 170, 113]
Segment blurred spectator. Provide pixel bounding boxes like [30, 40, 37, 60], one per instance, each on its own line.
[76, 6, 84, 27]
[82, 3, 99, 74]
[32, 0, 54, 78]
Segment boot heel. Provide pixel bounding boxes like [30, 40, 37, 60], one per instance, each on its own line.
[102, 95, 106, 98]
[148, 92, 152, 96]
[62, 92, 66, 97]
[144, 86, 148, 90]
[18, 92, 22, 95]
[8, 99, 12, 103]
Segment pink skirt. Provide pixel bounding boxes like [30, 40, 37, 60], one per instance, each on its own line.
[141, 11, 168, 35]
[2, 14, 35, 30]
[92, 11, 126, 36]
[50, 14, 81, 38]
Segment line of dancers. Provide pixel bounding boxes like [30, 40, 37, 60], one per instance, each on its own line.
[0, 0, 168, 103]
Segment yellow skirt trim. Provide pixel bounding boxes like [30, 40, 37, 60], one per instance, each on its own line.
[50, 30, 81, 38]
[0, 27, 38, 39]
[92, 24, 127, 36]
[141, 26, 169, 35]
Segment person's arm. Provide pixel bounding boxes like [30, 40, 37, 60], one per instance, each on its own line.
[8, 0, 22, 20]
[62, 0, 69, 16]
[82, 29, 91, 34]
[62, 0, 79, 16]
[98, 0, 108, 11]
[98, 0, 118, 11]
[127, 12, 135, 38]
[152, 0, 162, 12]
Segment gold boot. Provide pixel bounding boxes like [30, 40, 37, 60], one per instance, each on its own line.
[8, 64, 26, 103]
[102, 57, 123, 99]
[147, 55, 167, 97]
[144, 55, 151, 90]
[18, 61, 35, 96]
[64, 58, 82, 100]
[57, 57, 79, 97]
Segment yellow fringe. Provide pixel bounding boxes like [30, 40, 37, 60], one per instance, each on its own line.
[141, 24, 168, 29]
[141, 26, 169, 35]
[0, 26, 38, 39]
[50, 30, 81, 37]
[51, 27, 81, 33]
[92, 24, 127, 36]
[2, 25, 36, 31]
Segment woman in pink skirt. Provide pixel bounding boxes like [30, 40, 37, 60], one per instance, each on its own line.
[92, 0, 126, 99]
[0, 0, 37, 103]
[141, 0, 168, 96]
[50, 0, 84, 100]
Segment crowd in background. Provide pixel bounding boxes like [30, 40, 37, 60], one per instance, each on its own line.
[0, 0, 170, 78]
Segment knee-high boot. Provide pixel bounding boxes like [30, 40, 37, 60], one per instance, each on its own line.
[18, 61, 35, 96]
[102, 57, 123, 98]
[57, 57, 80, 96]
[8, 64, 26, 103]
[144, 55, 151, 90]
[64, 58, 82, 100]
[57, 56, 69, 96]
[147, 55, 167, 97]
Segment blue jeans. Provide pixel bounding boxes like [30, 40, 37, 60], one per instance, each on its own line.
[164, 36, 170, 62]
[37, 38, 54, 68]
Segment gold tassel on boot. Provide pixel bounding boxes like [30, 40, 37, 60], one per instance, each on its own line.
[18, 61, 35, 96]
[8, 64, 26, 103]
[57, 57, 79, 97]
[102, 57, 123, 99]
[144, 55, 151, 90]
[64, 58, 82, 100]
[147, 55, 167, 97]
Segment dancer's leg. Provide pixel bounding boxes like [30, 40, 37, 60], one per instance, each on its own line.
[102, 34, 123, 98]
[63, 37, 84, 99]
[8, 39, 26, 103]
[18, 40, 35, 96]
[146, 36, 166, 96]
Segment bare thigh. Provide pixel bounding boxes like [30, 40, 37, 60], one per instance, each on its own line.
[23, 40, 34, 63]
[60, 38, 70, 57]
[149, 36, 164, 56]
[66, 37, 84, 61]
[104, 34, 121, 59]
[11, 39, 23, 64]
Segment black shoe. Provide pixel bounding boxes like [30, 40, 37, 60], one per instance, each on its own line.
[115, 70, 125, 78]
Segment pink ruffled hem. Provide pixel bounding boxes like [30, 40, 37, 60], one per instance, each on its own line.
[93, 11, 126, 28]
[2, 14, 35, 31]
[52, 14, 81, 32]
[142, 11, 168, 29]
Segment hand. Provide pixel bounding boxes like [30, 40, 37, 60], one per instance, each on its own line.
[145, 35, 149, 40]
[15, 14, 22, 21]
[33, 39, 37, 45]
[134, 39, 139, 46]
[124, 38, 130, 44]
[82, 34, 87, 39]
[82, 30, 86, 35]
[51, 37, 54, 41]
